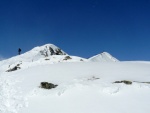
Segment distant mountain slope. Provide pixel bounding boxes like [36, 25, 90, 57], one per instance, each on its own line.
[18, 44, 67, 61]
[89, 52, 119, 62]
[1, 44, 67, 63]
[0, 44, 86, 72]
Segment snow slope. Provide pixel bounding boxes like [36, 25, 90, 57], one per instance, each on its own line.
[89, 52, 119, 62]
[0, 44, 86, 72]
[0, 44, 150, 113]
[1, 44, 67, 63]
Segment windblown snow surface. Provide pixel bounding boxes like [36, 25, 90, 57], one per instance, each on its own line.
[0, 44, 150, 113]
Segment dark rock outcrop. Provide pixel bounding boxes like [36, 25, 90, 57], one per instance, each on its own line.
[6, 66, 21, 72]
[40, 46, 66, 57]
[114, 80, 132, 85]
[55, 48, 64, 55]
[6, 63, 21, 72]
[63, 56, 72, 60]
[49, 47, 55, 55]
[40, 82, 58, 89]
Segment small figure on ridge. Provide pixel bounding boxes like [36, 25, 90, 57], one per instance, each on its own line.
[18, 48, 21, 55]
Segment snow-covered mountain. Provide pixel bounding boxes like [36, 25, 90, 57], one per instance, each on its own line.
[0, 44, 86, 72]
[14, 44, 67, 61]
[1, 44, 67, 64]
[0, 44, 150, 113]
[89, 52, 119, 62]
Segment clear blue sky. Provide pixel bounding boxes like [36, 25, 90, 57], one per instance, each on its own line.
[0, 0, 150, 61]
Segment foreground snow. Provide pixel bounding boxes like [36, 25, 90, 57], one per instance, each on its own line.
[0, 44, 150, 113]
[0, 61, 150, 113]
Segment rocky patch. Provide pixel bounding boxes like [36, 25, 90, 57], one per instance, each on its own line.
[40, 82, 58, 89]
[6, 64, 21, 72]
[114, 80, 132, 85]
[63, 56, 72, 60]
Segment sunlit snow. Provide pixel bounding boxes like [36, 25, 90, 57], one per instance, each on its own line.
[0, 44, 150, 113]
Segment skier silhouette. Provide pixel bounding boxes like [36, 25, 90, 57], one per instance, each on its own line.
[18, 48, 21, 55]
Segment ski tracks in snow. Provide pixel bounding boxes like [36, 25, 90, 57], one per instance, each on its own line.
[0, 76, 27, 113]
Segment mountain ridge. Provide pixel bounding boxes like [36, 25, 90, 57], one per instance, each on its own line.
[0, 44, 119, 63]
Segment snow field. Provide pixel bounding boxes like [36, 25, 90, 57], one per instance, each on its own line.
[0, 62, 148, 113]
[0, 44, 150, 113]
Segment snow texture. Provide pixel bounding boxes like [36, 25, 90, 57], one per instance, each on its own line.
[0, 44, 150, 113]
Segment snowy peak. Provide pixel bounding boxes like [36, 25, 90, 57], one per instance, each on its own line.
[31, 44, 67, 57]
[1, 44, 67, 64]
[20, 44, 67, 61]
[89, 52, 119, 62]
[0, 44, 85, 73]
[22, 44, 66, 58]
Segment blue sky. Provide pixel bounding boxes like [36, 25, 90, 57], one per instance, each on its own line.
[0, 0, 150, 61]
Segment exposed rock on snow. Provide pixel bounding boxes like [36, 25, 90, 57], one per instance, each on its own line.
[6, 63, 21, 72]
[63, 56, 72, 60]
[6, 66, 20, 72]
[80, 59, 84, 61]
[40, 82, 58, 89]
[114, 80, 132, 85]
[89, 52, 119, 62]
[39, 45, 66, 57]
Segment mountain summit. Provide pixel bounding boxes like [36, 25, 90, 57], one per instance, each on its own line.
[23, 44, 67, 60]
[89, 52, 119, 62]
[32, 44, 67, 56]
[8, 44, 67, 62]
